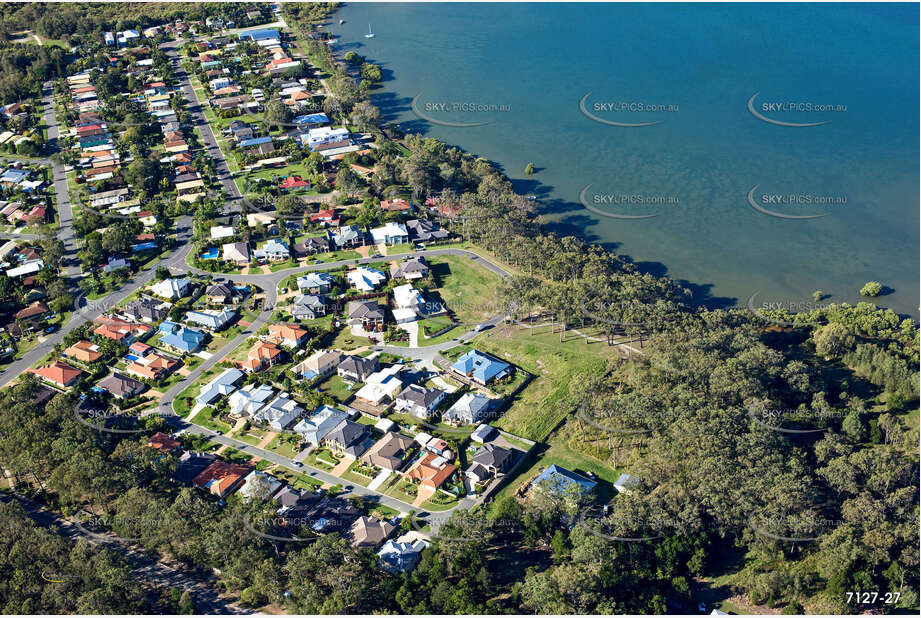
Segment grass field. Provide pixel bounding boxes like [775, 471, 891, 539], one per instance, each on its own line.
[426, 255, 503, 325]
[471, 322, 620, 442]
[315, 373, 355, 403]
[265, 433, 302, 459]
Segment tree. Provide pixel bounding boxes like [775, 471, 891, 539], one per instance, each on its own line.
[813, 322, 855, 358]
[524, 162, 535, 175]
[859, 281, 883, 297]
[264, 99, 290, 129]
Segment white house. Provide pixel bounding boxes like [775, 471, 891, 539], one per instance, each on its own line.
[228, 383, 275, 417]
[347, 267, 386, 292]
[370, 222, 409, 246]
[150, 277, 191, 300]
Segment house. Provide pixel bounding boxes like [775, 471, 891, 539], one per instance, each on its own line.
[14, 301, 49, 323]
[93, 317, 152, 343]
[443, 392, 493, 426]
[470, 423, 498, 443]
[337, 355, 379, 383]
[196, 367, 244, 405]
[394, 384, 446, 419]
[125, 350, 180, 382]
[451, 349, 511, 385]
[305, 496, 360, 534]
[267, 323, 310, 348]
[185, 308, 237, 331]
[304, 126, 349, 149]
[296, 272, 334, 294]
[222, 241, 251, 264]
[238, 470, 283, 502]
[97, 373, 147, 399]
[529, 464, 598, 496]
[173, 451, 218, 485]
[307, 209, 337, 225]
[206, 283, 243, 304]
[122, 297, 170, 323]
[210, 225, 236, 240]
[392, 284, 424, 324]
[353, 365, 404, 406]
[293, 236, 331, 257]
[405, 218, 450, 243]
[380, 198, 411, 213]
[291, 294, 327, 320]
[293, 405, 348, 445]
[158, 321, 207, 354]
[323, 419, 370, 457]
[146, 432, 180, 453]
[228, 383, 275, 417]
[192, 461, 252, 498]
[469, 444, 514, 479]
[362, 432, 415, 471]
[254, 239, 289, 262]
[331, 225, 365, 249]
[614, 473, 640, 495]
[150, 277, 192, 300]
[290, 349, 343, 381]
[378, 538, 428, 574]
[347, 267, 386, 292]
[254, 394, 304, 430]
[63, 340, 102, 363]
[280, 175, 310, 191]
[349, 516, 396, 549]
[406, 452, 457, 491]
[30, 361, 83, 389]
[242, 340, 283, 372]
[390, 256, 429, 281]
[370, 222, 409, 246]
[347, 300, 385, 331]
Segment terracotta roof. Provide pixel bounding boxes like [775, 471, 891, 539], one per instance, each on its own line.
[63, 340, 103, 363]
[30, 361, 83, 387]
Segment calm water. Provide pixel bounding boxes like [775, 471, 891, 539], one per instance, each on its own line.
[330, 3, 918, 315]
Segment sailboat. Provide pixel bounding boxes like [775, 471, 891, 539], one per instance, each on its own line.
[364, 24, 375, 38]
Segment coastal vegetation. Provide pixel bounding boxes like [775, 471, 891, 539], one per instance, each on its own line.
[0, 3, 915, 616]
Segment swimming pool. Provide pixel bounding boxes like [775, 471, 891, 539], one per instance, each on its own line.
[201, 248, 220, 259]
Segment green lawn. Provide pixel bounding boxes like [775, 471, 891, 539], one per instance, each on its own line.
[305, 448, 338, 470]
[196, 407, 233, 434]
[471, 324, 618, 442]
[265, 432, 302, 458]
[426, 255, 504, 325]
[315, 373, 355, 403]
[339, 461, 373, 487]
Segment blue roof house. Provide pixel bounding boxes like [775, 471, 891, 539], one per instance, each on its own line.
[530, 464, 598, 496]
[451, 349, 511, 385]
[197, 368, 245, 406]
[238, 28, 279, 42]
[158, 321, 207, 354]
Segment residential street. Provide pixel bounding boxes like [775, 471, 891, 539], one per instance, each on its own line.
[41, 80, 82, 279]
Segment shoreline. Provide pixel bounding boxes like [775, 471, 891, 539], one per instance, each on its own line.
[317, 4, 917, 320]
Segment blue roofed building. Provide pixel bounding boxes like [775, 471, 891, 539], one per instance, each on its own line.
[196, 367, 244, 406]
[158, 321, 207, 354]
[238, 135, 273, 149]
[293, 405, 348, 446]
[450, 349, 511, 385]
[294, 113, 329, 128]
[529, 464, 597, 496]
[185, 308, 237, 331]
[237, 28, 279, 42]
